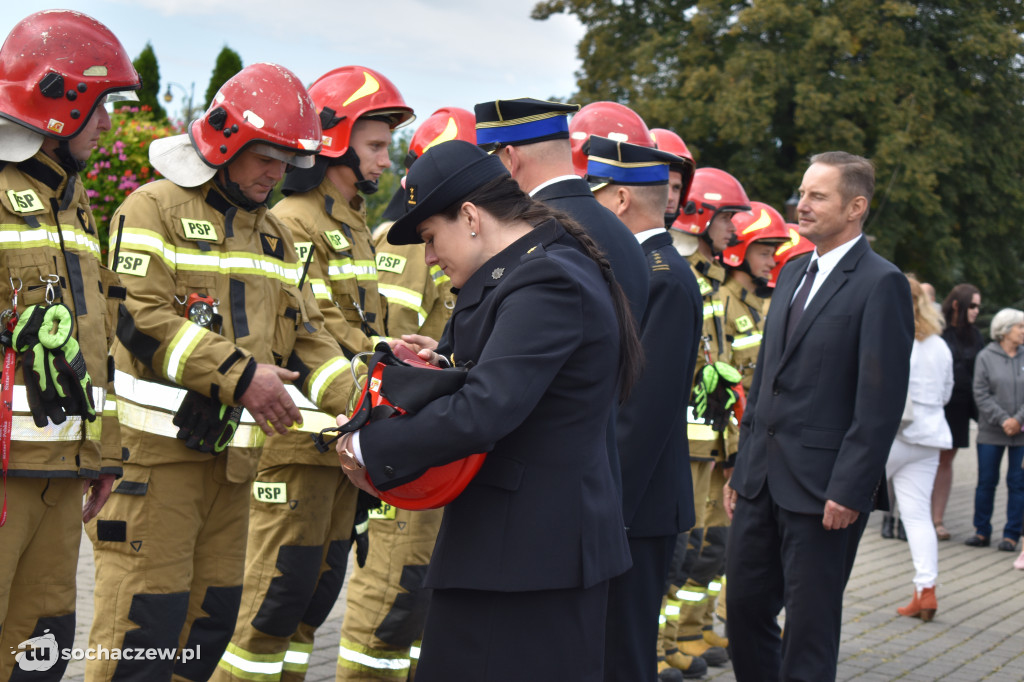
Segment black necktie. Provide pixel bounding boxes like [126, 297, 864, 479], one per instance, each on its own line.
[786, 259, 818, 343]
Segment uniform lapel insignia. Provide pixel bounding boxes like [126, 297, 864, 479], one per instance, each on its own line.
[260, 232, 285, 259]
[491, 267, 505, 280]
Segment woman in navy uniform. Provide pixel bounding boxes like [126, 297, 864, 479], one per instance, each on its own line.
[336, 140, 640, 681]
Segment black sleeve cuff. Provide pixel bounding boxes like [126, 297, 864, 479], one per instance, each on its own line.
[233, 357, 258, 401]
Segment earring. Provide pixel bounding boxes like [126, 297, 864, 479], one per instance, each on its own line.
[470, 231, 477, 237]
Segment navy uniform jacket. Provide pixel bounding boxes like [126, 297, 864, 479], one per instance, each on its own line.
[730, 236, 913, 514]
[533, 176, 650, 499]
[532, 177, 648, 324]
[616, 231, 702, 537]
[360, 220, 632, 592]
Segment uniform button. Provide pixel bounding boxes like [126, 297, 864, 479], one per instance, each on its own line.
[383, 465, 395, 477]
[767, 428, 775, 437]
[773, 389, 780, 396]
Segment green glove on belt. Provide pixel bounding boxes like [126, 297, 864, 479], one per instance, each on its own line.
[172, 390, 242, 453]
[692, 361, 742, 432]
[11, 304, 96, 426]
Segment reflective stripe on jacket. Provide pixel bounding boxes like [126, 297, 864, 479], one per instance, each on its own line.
[110, 179, 356, 481]
[0, 152, 121, 477]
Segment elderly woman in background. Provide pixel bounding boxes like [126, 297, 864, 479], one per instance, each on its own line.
[932, 283, 984, 541]
[966, 308, 1024, 552]
[889, 276, 953, 621]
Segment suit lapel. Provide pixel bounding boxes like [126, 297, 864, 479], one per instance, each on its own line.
[778, 237, 868, 369]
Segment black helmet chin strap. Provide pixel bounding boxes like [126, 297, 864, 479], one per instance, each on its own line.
[663, 206, 681, 229]
[54, 139, 87, 174]
[337, 146, 379, 195]
[215, 166, 264, 211]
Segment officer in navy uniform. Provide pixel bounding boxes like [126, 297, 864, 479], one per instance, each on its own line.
[335, 140, 638, 681]
[586, 136, 704, 682]
[473, 97, 649, 498]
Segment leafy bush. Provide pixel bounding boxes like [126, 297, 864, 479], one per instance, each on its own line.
[83, 105, 183, 255]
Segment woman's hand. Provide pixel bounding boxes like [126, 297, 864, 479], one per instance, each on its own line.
[390, 334, 444, 365]
[1002, 417, 1021, 436]
[335, 414, 379, 497]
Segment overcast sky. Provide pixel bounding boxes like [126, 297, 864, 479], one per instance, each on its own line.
[2, 0, 586, 129]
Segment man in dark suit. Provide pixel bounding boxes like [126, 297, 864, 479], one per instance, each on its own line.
[587, 136, 704, 681]
[474, 98, 651, 498]
[723, 151, 914, 682]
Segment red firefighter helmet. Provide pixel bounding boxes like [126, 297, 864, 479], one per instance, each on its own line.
[650, 128, 696, 197]
[308, 66, 415, 158]
[317, 344, 485, 510]
[405, 107, 476, 169]
[769, 225, 815, 287]
[189, 62, 322, 169]
[0, 10, 141, 140]
[722, 201, 790, 268]
[673, 167, 751, 235]
[569, 101, 654, 176]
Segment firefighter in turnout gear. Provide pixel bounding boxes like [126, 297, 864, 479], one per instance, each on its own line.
[216, 66, 414, 682]
[336, 106, 466, 682]
[86, 63, 358, 682]
[665, 166, 751, 672]
[698, 201, 791, 653]
[0, 11, 140, 679]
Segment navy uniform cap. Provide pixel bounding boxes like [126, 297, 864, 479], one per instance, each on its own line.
[474, 98, 580, 150]
[585, 135, 685, 191]
[387, 140, 510, 245]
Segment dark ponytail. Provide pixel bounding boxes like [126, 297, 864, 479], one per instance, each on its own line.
[439, 175, 643, 402]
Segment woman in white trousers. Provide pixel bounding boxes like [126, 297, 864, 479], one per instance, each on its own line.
[887, 275, 953, 620]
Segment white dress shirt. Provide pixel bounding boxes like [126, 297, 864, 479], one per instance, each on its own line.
[790, 234, 863, 309]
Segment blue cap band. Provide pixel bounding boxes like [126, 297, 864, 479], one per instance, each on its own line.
[475, 114, 570, 146]
[585, 158, 669, 185]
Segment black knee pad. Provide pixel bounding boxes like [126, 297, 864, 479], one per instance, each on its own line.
[174, 585, 243, 681]
[300, 539, 350, 628]
[112, 592, 190, 682]
[252, 544, 323, 637]
[375, 564, 431, 647]
[9, 613, 75, 682]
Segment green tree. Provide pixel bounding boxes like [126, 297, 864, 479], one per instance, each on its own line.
[204, 47, 243, 110]
[132, 42, 165, 120]
[535, 0, 1024, 307]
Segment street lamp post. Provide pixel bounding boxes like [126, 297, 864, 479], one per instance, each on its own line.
[163, 81, 196, 123]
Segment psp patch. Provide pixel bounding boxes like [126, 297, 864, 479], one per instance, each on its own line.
[6, 188, 44, 214]
[735, 315, 754, 333]
[113, 252, 151, 277]
[181, 218, 218, 241]
[376, 252, 407, 274]
[369, 502, 397, 520]
[323, 229, 350, 252]
[253, 481, 288, 504]
[294, 241, 315, 264]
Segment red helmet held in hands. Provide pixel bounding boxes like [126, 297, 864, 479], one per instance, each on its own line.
[0, 9, 140, 156]
[569, 101, 654, 176]
[673, 167, 751, 235]
[722, 201, 790, 268]
[406, 107, 476, 169]
[309, 66, 415, 158]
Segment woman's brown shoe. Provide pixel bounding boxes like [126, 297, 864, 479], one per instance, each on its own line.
[934, 523, 951, 541]
[897, 587, 937, 622]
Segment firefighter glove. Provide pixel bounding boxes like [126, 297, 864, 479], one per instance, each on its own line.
[692, 361, 742, 432]
[35, 304, 96, 422]
[172, 390, 242, 453]
[11, 305, 62, 427]
[351, 490, 381, 568]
